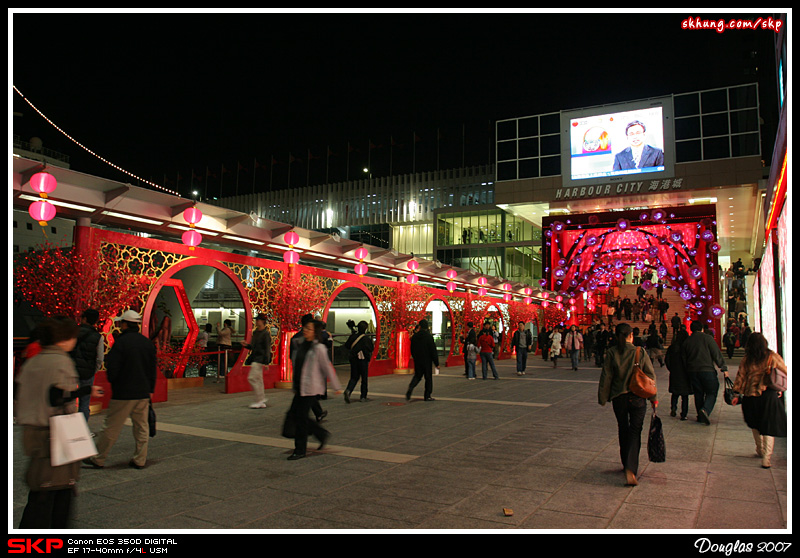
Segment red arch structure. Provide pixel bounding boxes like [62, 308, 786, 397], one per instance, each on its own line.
[541, 205, 724, 343]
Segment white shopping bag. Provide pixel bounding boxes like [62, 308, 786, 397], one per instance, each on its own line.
[50, 413, 98, 466]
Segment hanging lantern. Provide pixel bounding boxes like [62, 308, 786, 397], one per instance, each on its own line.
[283, 249, 300, 265]
[183, 206, 203, 226]
[446, 269, 457, 280]
[502, 283, 512, 292]
[353, 246, 369, 276]
[503, 293, 512, 302]
[478, 287, 487, 297]
[478, 276, 487, 286]
[181, 205, 203, 250]
[524, 296, 532, 305]
[446, 281, 456, 293]
[28, 199, 56, 226]
[354, 262, 368, 276]
[407, 260, 419, 272]
[406, 273, 419, 284]
[354, 247, 368, 261]
[181, 229, 202, 250]
[284, 230, 300, 247]
[29, 171, 57, 198]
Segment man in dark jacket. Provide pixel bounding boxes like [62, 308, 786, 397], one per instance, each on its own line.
[70, 308, 104, 421]
[85, 310, 156, 469]
[406, 320, 439, 402]
[681, 320, 729, 425]
[343, 320, 374, 403]
[512, 321, 532, 376]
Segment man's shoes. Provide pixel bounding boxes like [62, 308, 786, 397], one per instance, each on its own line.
[249, 401, 267, 409]
[318, 432, 330, 451]
[128, 460, 146, 470]
[343, 390, 351, 404]
[424, 397, 436, 401]
[670, 410, 677, 417]
[624, 469, 638, 486]
[287, 453, 306, 461]
[698, 410, 711, 425]
[316, 410, 328, 422]
[405, 390, 412, 402]
[83, 458, 103, 469]
[359, 397, 371, 402]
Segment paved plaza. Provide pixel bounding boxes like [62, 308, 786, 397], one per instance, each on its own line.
[11, 353, 788, 533]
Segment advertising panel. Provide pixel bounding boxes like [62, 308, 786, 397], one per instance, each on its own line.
[560, 96, 675, 189]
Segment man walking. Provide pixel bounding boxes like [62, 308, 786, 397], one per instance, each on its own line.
[85, 310, 156, 469]
[512, 321, 532, 376]
[681, 320, 729, 425]
[343, 320, 374, 402]
[242, 313, 272, 409]
[564, 325, 584, 371]
[70, 308, 104, 422]
[406, 320, 439, 402]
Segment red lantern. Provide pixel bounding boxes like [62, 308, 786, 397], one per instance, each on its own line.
[406, 273, 419, 284]
[183, 206, 203, 226]
[354, 247, 368, 261]
[503, 293, 512, 302]
[30, 172, 57, 198]
[478, 287, 487, 296]
[446, 269, 457, 280]
[28, 199, 56, 226]
[446, 281, 456, 292]
[524, 296, 532, 305]
[182, 229, 202, 250]
[478, 276, 487, 286]
[284, 231, 299, 247]
[407, 260, 419, 272]
[283, 249, 299, 265]
[354, 263, 368, 276]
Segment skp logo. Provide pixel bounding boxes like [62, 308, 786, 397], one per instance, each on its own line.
[8, 539, 64, 554]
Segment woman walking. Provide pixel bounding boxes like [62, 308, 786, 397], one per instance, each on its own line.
[665, 330, 691, 420]
[15, 316, 104, 528]
[598, 323, 658, 486]
[287, 320, 342, 460]
[732, 333, 787, 468]
[549, 326, 562, 368]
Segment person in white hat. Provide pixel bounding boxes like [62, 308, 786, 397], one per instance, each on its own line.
[84, 309, 157, 470]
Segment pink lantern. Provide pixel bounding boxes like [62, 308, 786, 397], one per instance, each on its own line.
[284, 230, 299, 247]
[182, 229, 202, 250]
[407, 260, 419, 272]
[477, 276, 487, 286]
[283, 249, 299, 265]
[28, 199, 56, 226]
[524, 296, 532, 305]
[406, 273, 419, 284]
[183, 206, 203, 226]
[503, 293, 512, 302]
[354, 263, 368, 276]
[446, 269, 457, 280]
[446, 281, 456, 292]
[30, 172, 57, 198]
[478, 287, 487, 296]
[354, 247, 368, 261]
[523, 287, 532, 296]
[502, 283, 512, 292]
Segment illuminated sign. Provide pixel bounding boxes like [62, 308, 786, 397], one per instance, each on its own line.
[560, 96, 675, 190]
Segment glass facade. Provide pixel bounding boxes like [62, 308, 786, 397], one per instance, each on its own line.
[435, 207, 543, 283]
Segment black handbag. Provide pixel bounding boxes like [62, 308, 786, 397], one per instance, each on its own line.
[648, 411, 666, 463]
[281, 411, 296, 439]
[148, 399, 157, 437]
[724, 377, 741, 406]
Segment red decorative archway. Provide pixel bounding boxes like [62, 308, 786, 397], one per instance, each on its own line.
[322, 281, 382, 364]
[542, 205, 724, 343]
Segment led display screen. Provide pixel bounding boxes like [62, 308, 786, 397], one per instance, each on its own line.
[560, 97, 674, 189]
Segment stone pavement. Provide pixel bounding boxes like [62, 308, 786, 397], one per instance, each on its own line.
[11, 352, 789, 533]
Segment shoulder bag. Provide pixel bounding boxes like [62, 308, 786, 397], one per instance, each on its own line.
[50, 412, 97, 466]
[629, 347, 657, 399]
[765, 355, 787, 392]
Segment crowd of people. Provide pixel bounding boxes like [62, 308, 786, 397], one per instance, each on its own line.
[14, 293, 785, 526]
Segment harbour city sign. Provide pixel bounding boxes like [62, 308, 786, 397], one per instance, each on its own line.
[555, 177, 685, 200]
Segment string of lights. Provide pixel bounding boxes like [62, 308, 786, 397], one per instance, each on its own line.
[13, 85, 181, 197]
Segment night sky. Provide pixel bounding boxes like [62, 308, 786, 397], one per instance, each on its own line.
[11, 11, 783, 198]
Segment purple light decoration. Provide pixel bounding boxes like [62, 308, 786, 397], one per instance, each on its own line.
[710, 305, 726, 318]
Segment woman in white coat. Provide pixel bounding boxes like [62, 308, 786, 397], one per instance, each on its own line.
[550, 325, 563, 368]
[287, 320, 342, 460]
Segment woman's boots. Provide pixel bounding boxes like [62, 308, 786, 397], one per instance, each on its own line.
[752, 429, 775, 468]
